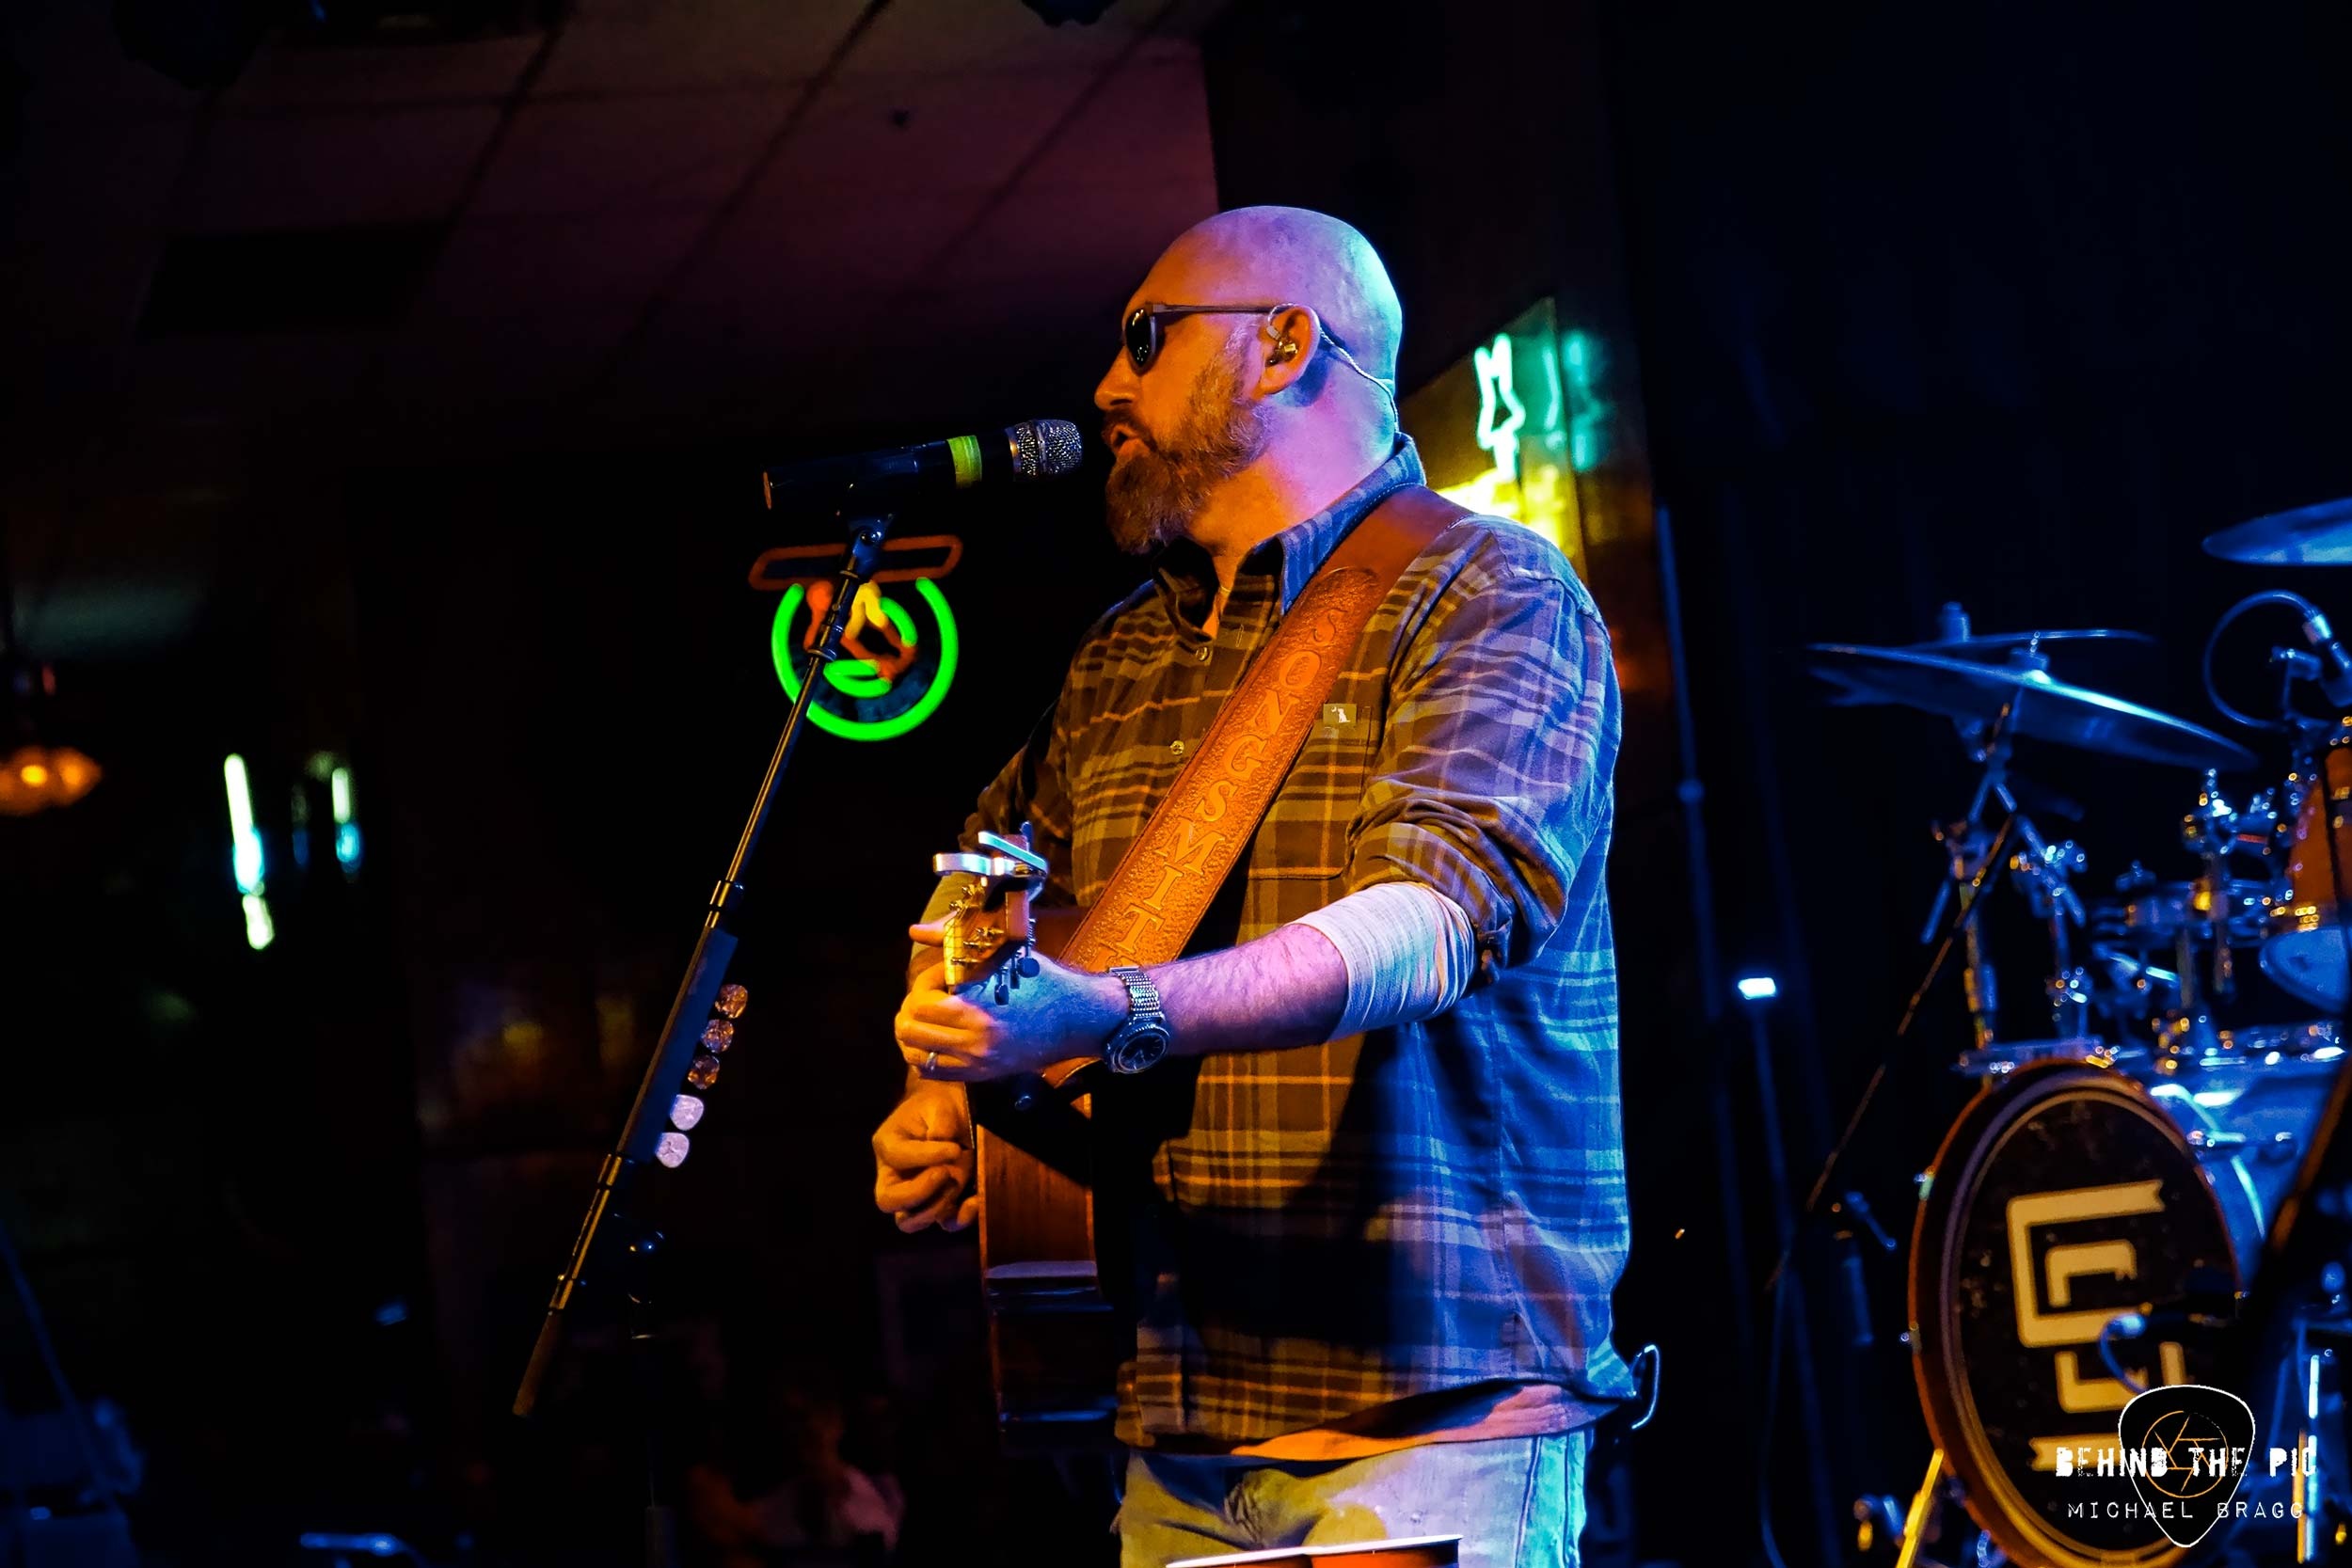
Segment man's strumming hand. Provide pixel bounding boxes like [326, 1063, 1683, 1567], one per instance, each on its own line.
[871, 1083, 977, 1233]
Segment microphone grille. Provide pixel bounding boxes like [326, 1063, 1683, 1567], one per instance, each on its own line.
[1009, 418, 1085, 481]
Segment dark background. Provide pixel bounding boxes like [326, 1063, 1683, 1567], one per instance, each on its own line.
[6, 0, 2352, 1564]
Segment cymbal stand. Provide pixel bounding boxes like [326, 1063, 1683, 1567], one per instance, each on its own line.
[1922, 689, 2089, 1044]
[1923, 723, 2015, 1052]
[1769, 715, 2026, 1291]
[2009, 812, 2089, 1039]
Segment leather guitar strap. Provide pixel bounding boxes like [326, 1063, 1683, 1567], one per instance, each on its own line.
[1057, 483, 1470, 974]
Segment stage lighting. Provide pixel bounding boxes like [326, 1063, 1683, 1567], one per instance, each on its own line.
[0, 661, 103, 816]
[0, 744, 103, 816]
[331, 764, 363, 876]
[223, 753, 275, 950]
[1735, 974, 1779, 1004]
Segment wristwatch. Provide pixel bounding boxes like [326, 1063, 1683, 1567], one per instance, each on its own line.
[1103, 964, 1173, 1074]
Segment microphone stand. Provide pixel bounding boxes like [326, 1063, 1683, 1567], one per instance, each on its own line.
[512, 501, 898, 1566]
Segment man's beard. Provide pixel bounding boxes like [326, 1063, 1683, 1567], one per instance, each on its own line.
[1102, 354, 1268, 556]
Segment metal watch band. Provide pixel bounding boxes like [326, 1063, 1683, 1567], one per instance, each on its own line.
[1104, 964, 1171, 1073]
[1110, 963, 1164, 1018]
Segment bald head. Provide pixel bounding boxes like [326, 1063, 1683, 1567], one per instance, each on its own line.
[1093, 206, 1406, 564]
[1150, 206, 1403, 385]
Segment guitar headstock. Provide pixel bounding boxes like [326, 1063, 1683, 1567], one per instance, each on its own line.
[931, 826, 1049, 987]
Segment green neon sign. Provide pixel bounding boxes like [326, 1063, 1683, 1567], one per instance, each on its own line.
[1472, 332, 1528, 481]
[770, 578, 960, 742]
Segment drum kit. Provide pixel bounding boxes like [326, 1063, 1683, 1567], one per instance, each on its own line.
[1806, 499, 2352, 1567]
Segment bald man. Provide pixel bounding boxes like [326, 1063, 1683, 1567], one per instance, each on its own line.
[871, 208, 1630, 1565]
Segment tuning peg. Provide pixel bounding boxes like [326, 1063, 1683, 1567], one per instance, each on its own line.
[715, 984, 749, 1019]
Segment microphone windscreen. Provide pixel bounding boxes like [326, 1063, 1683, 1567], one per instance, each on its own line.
[1009, 419, 1085, 480]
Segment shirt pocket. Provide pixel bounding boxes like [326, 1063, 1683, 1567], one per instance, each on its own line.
[1250, 716, 1377, 881]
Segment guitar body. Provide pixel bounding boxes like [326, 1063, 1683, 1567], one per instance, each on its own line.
[966, 905, 1125, 1450]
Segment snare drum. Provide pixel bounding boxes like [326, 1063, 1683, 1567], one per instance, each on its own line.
[2263, 740, 2352, 1011]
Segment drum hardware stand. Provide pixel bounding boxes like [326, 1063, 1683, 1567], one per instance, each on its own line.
[2290, 1289, 2352, 1563]
[2141, 773, 2287, 1070]
[2243, 739, 2352, 1564]
[1769, 689, 2096, 1565]
[1890, 1448, 1943, 1568]
[1922, 694, 2091, 1047]
[1767, 809, 2018, 1298]
[1771, 682, 2099, 1297]
[1762, 814, 2022, 1562]
[1923, 711, 2016, 1052]
[1742, 983, 1844, 1568]
[1829, 1191, 1898, 1351]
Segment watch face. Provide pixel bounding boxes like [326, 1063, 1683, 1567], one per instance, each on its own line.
[1108, 1023, 1170, 1074]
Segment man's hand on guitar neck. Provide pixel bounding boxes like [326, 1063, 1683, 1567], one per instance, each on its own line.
[894, 922, 1130, 1081]
[889, 926, 1129, 1085]
[892, 917, 1356, 1081]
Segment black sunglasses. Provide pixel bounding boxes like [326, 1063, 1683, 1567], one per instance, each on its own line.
[1121, 302, 1291, 372]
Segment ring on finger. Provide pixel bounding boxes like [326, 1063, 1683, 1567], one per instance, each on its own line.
[924, 1050, 938, 1075]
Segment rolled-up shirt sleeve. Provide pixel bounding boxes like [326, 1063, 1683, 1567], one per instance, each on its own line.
[1343, 534, 1620, 982]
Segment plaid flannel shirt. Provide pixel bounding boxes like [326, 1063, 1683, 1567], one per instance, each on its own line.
[960, 437, 1633, 1446]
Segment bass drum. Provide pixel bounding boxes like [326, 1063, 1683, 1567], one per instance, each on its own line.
[1911, 1064, 2241, 1568]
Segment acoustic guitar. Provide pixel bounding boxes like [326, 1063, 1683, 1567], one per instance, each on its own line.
[914, 489, 1470, 1450]
[930, 828, 1121, 1449]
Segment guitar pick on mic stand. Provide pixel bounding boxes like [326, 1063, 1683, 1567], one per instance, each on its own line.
[507, 420, 1082, 1567]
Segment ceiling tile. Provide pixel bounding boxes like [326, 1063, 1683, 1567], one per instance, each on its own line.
[919, 50, 1214, 293]
[756, 69, 1089, 197]
[418, 207, 711, 319]
[930, 175, 1211, 296]
[469, 95, 779, 219]
[535, 0, 874, 97]
[375, 305, 633, 427]
[685, 185, 984, 306]
[841, 0, 1154, 80]
[4, 117, 195, 236]
[8, 2, 203, 122]
[225, 37, 543, 112]
[1016, 46, 1208, 190]
[190, 106, 503, 230]
[126, 333, 381, 423]
[2, 229, 151, 348]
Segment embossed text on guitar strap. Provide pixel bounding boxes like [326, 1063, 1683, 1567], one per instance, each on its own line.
[1057, 483, 1470, 973]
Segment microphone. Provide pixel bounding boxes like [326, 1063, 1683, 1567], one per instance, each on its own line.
[2295, 598, 2352, 708]
[762, 419, 1085, 508]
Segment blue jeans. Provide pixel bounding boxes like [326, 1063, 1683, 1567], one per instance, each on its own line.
[1116, 1431, 1586, 1567]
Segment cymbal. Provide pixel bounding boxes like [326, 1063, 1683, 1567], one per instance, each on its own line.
[2203, 497, 2352, 565]
[1807, 644, 2257, 771]
[1906, 628, 2157, 658]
